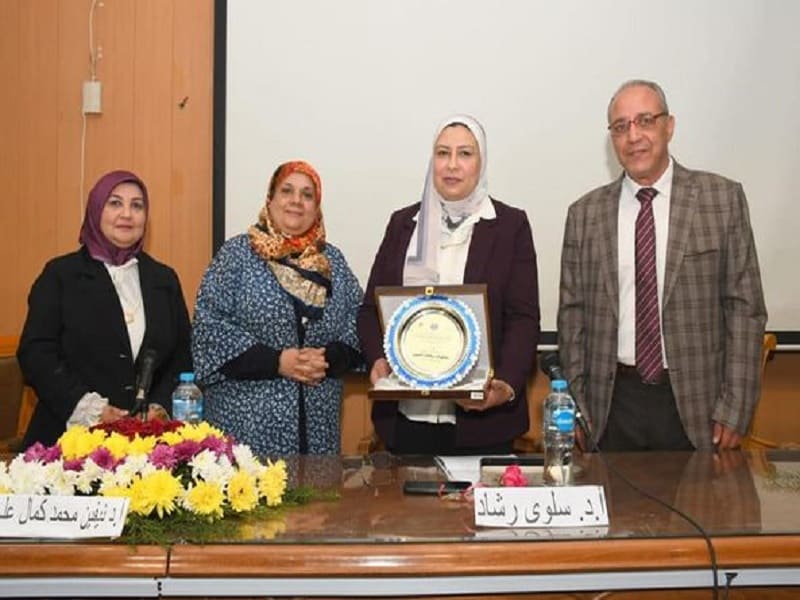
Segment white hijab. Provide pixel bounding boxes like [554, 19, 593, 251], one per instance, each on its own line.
[404, 114, 490, 285]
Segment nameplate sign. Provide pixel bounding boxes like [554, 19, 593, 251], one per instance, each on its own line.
[474, 485, 609, 528]
[0, 495, 129, 538]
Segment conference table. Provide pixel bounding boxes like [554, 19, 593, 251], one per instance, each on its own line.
[1, 449, 799, 599]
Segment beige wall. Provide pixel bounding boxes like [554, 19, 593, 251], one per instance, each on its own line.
[1, 0, 796, 454]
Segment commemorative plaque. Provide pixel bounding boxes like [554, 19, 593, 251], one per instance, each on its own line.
[369, 284, 494, 401]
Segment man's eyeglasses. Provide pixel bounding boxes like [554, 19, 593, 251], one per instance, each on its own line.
[608, 112, 668, 137]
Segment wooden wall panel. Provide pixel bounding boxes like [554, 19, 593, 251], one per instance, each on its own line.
[55, 1, 88, 252]
[85, 0, 136, 176]
[170, 0, 213, 307]
[0, 0, 213, 340]
[17, 2, 60, 328]
[0, 1, 22, 329]
[131, 0, 175, 262]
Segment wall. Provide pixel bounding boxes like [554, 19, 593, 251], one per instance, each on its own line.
[1, 0, 795, 454]
[225, 0, 800, 335]
[0, 0, 213, 335]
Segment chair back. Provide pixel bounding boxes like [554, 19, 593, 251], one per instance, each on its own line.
[0, 336, 36, 452]
[744, 333, 779, 449]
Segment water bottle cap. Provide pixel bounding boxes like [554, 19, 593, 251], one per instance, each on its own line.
[551, 379, 568, 392]
[179, 372, 195, 383]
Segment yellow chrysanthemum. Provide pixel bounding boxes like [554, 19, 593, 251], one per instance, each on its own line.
[175, 423, 207, 443]
[175, 421, 225, 443]
[185, 481, 225, 519]
[127, 477, 153, 515]
[101, 484, 132, 499]
[129, 470, 183, 518]
[259, 459, 287, 507]
[193, 421, 225, 439]
[159, 430, 185, 446]
[59, 426, 107, 460]
[127, 433, 157, 456]
[102, 431, 131, 460]
[227, 470, 258, 513]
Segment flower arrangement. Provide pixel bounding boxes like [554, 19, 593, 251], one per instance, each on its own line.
[0, 418, 293, 544]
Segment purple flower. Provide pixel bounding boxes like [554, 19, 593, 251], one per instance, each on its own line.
[200, 435, 229, 457]
[63, 458, 85, 472]
[172, 440, 202, 464]
[149, 444, 177, 469]
[88, 447, 118, 470]
[23, 443, 62, 464]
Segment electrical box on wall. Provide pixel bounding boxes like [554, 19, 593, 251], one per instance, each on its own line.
[82, 81, 102, 114]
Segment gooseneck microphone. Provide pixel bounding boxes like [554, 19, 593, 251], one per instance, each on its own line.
[539, 351, 593, 444]
[131, 349, 158, 420]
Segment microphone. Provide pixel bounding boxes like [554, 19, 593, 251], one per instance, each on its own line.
[539, 352, 593, 443]
[540, 351, 566, 382]
[131, 349, 157, 420]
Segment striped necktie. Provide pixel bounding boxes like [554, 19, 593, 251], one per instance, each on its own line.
[635, 187, 664, 383]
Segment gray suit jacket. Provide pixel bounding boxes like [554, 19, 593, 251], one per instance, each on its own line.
[557, 161, 767, 449]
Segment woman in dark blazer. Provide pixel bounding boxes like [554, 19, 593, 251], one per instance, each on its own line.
[357, 115, 540, 455]
[18, 170, 191, 448]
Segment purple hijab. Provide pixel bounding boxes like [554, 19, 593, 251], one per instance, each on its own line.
[78, 170, 149, 266]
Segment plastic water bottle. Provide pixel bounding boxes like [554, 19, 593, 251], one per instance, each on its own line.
[171, 372, 203, 424]
[543, 378, 576, 486]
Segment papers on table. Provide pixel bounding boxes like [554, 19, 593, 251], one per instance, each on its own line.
[434, 455, 516, 484]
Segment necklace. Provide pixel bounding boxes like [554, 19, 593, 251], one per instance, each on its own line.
[109, 267, 143, 325]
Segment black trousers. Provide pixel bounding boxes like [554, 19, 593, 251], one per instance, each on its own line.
[599, 366, 695, 451]
[389, 413, 514, 456]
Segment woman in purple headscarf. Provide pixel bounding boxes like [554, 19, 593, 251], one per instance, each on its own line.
[17, 170, 192, 448]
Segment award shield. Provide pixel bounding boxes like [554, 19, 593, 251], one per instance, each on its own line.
[369, 284, 493, 401]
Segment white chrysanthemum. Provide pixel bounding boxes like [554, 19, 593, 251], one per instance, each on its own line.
[189, 449, 227, 483]
[47, 472, 78, 496]
[216, 454, 233, 470]
[7, 457, 49, 495]
[189, 450, 219, 480]
[138, 459, 158, 478]
[232, 444, 261, 477]
[118, 454, 149, 479]
[41, 462, 77, 496]
[81, 459, 108, 481]
[74, 469, 99, 494]
[97, 469, 124, 493]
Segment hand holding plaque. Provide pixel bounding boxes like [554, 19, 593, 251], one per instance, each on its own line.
[369, 284, 493, 401]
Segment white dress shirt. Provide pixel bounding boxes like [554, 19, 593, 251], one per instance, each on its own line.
[617, 158, 672, 367]
[400, 199, 496, 424]
[105, 258, 146, 361]
[68, 257, 146, 427]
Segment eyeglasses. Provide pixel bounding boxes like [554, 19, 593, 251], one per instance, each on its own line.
[608, 112, 668, 137]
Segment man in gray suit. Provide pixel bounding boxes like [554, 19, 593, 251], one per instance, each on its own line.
[558, 80, 766, 451]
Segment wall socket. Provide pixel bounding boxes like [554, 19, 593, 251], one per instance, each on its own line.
[82, 81, 102, 114]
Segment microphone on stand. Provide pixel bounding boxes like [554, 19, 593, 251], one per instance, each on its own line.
[131, 349, 157, 421]
[539, 351, 593, 443]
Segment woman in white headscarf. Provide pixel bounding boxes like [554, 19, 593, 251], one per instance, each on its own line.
[357, 115, 540, 455]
